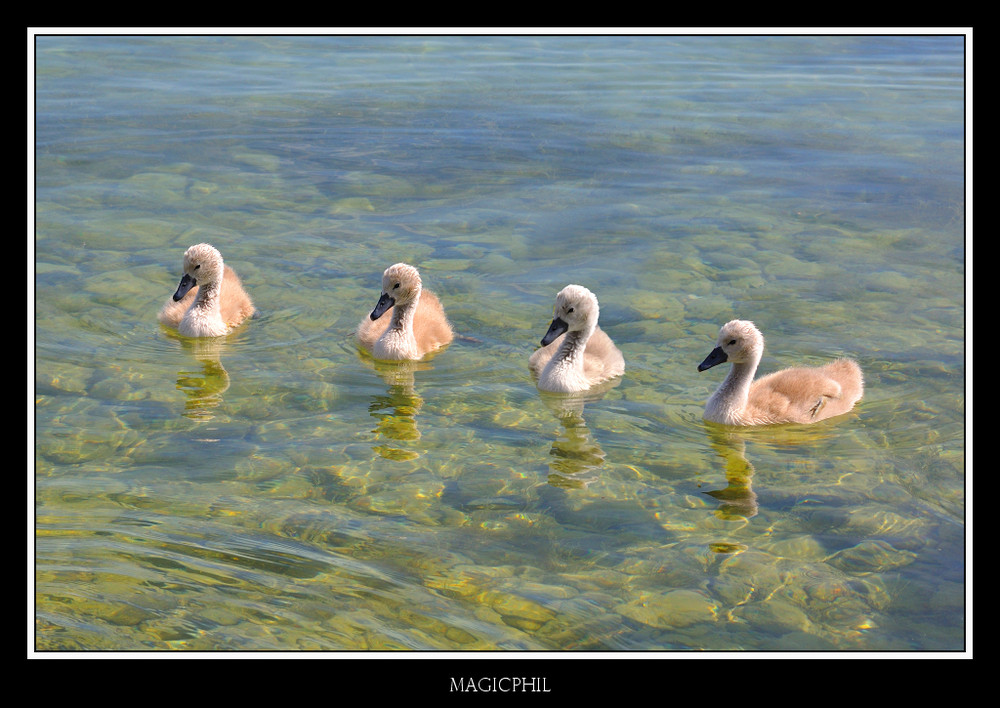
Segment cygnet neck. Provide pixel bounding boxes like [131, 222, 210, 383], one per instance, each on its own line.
[709, 348, 762, 418]
[541, 323, 596, 390]
[554, 324, 594, 366]
[388, 290, 419, 334]
[376, 291, 421, 358]
[178, 273, 229, 337]
[192, 277, 222, 313]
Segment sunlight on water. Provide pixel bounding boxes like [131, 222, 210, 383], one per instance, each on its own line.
[33, 34, 965, 653]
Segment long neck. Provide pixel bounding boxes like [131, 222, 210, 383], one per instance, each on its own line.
[388, 292, 418, 338]
[707, 350, 761, 422]
[553, 325, 593, 369]
[376, 293, 420, 358]
[540, 324, 595, 391]
[193, 278, 222, 315]
[179, 275, 228, 337]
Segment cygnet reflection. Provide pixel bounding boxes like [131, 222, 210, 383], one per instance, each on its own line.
[165, 331, 232, 422]
[359, 354, 429, 461]
[702, 425, 759, 520]
[538, 377, 621, 489]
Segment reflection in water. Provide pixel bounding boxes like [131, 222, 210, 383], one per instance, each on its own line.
[702, 425, 759, 520]
[538, 378, 620, 488]
[360, 354, 428, 461]
[165, 331, 232, 422]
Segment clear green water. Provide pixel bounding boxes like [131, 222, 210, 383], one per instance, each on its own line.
[33, 35, 965, 652]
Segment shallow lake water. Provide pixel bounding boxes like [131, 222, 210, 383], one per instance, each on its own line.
[33, 34, 966, 654]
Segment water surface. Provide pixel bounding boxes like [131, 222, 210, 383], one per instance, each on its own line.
[33, 34, 966, 653]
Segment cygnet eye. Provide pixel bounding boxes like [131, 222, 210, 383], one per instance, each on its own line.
[728, 339, 736, 346]
[567, 307, 575, 314]
[393, 283, 400, 290]
[194, 264, 201, 270]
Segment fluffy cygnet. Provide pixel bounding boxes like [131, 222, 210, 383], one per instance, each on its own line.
[698, 319, 864, 426]
[357, 263, 454, 360]
[157, 243, 255, 337]
[529, 284, 625, 393]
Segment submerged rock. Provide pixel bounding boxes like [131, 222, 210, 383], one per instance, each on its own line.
[826, 540, 917, 575]
[615, 589, 718, 628]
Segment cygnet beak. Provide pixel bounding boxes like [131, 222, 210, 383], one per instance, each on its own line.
[172, 273, 196, 301]
[370, 292, 395, 320]
[698, 346, 728, 372]
[540, 317, 569, 346]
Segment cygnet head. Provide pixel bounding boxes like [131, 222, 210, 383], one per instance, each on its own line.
[698, 319, 764, 371]
[370, 263, 423, 320]
[540, 284, 600, 346]
[172, 243, 224, 301]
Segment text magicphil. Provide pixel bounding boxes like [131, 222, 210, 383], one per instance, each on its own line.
[449, 677, 551, 693]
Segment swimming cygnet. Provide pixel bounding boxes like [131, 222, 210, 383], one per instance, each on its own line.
[357, 263, 454, 360]
[698, 319, 864, 426]
[157, 243, 255, 337]
[529, 284, 625, 393]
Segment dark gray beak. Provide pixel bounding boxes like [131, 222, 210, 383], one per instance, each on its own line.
[370, 292, 395, 320]
[540, 317, 569, 346]
[698, 346, 728, 372]
[172, 273, 196, 301]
